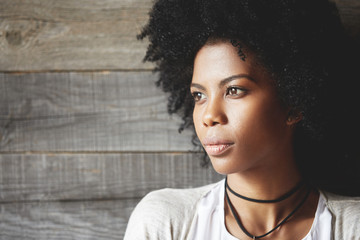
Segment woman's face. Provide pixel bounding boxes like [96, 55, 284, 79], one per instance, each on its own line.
[191, 41, 294, 175]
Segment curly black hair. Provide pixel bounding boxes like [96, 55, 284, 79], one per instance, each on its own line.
[138, 0, 360, 195]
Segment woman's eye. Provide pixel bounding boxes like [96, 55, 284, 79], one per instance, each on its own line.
[192, 92, 205, 102]
[226, 87, 245, 96]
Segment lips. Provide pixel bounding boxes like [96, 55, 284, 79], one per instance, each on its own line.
[202, 138, 234, 156]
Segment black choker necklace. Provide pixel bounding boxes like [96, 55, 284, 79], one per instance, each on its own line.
[225, 177, 304, 203]
[224, 178, 310, 239]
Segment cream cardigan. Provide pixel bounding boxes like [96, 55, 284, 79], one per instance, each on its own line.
[124, 181, 360, 240]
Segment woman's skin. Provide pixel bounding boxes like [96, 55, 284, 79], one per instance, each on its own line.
[190, 40, 319, 239]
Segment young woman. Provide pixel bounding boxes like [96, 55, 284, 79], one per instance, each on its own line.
[124, 0, 360, 239]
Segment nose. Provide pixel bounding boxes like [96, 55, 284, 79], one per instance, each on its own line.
[202, 99, 227, 127]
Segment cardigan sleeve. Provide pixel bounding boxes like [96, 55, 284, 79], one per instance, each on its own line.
[321, 191, 360, 239]
[124, 189, 176, 240]
[123, 183, 217, 240]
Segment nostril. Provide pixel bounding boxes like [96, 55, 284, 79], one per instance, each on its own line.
[202, 101, 227, 126]
[203, 115, 220, 127]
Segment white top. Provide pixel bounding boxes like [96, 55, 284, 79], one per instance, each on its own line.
[189, 179, 332, 240]
[124, 179, 360, 240]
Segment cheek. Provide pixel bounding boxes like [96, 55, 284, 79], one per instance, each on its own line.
[261, 99, 288, 132]
[229, 99, 288, 146]
[193, 107, 203, 136]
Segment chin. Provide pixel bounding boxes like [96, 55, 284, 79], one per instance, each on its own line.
[210, 154, 257, 176]
[209, 156, 241, 175]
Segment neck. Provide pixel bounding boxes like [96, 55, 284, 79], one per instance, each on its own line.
[227, 157, 302, 200]
[224, 158, 307, 237]
[225, 177, 304, 204]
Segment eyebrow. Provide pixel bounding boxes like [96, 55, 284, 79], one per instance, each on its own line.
[190, 74, 256, 90]
[219, 74, 256, 87]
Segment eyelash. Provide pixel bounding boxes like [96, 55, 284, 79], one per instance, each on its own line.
[191, 92, 205, 102]
[226, 86, 247, 97]
[191, 86, 247, 103]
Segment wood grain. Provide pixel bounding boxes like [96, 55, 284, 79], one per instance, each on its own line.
[0, 0, 154, 71]
[0, 198, 138, 240]
[0, 0, 359, 71]
[0, 153, 222, 202]
[0, 71, 194, 152]
[334, 0, 360, 39]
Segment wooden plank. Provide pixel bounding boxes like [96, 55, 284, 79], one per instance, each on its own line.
[0, 0, 154, 71]
[333, 0, 360, 39]
[0, 0, 359, 72]
[0, 153, 222, 202]
[0, 198, 138, 240]
[0, 71, 194, 152]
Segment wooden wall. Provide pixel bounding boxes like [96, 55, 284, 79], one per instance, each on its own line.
[0, 1, 359, 239]
[0, 1, 223, 239]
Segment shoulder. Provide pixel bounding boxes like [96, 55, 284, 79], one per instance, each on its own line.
[133, 183, 217, 221]
[322, 190, 360, 216]
[320, 191, 360, 238]
[144, 182, 218, 208]
[124, 181, 221, 240]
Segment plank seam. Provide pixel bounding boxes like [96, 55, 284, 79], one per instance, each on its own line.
[0, 197, 144, 205]
[0, 69, 155, 74]
[0, 151, 202, 154]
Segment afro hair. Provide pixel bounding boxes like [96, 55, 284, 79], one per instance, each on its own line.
[138, 0, 360, 195]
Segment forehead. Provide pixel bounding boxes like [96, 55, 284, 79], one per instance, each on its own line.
[192, 41, 271, 85]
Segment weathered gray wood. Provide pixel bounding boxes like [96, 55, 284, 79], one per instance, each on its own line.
[0, 0, 359, 72]
[0, 153, 222, 202]
[0, 71, 194, 152]
[0, 0, 154, 71]
[0, 198, 138, 240]
[334, 0, 360, 39]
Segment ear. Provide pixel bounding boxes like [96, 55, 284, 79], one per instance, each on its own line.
[286, 109, 303, 126]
